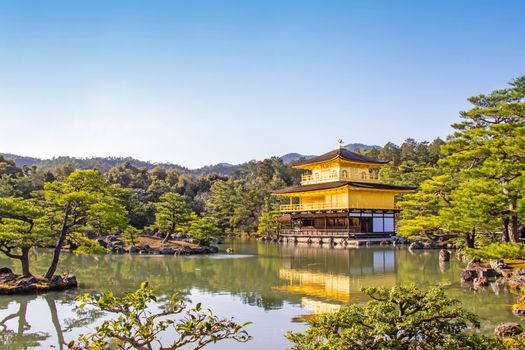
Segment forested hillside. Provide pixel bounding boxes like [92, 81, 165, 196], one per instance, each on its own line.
[0, 139, 443, 235]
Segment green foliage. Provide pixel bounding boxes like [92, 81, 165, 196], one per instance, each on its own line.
[0, 196, 52, 275]
[464, 243, 525, 260]
[0, 155, 44, 198]
[68, 282, 251, 350]
[186, 213, 220, 245]
[206, 157, 299, 234]
[87, 200, 128, 236]
[398, 76, 525, 247]
[68, 232, 107, 255]
[286, 284, 502, 350]
[206, 179, 236, 232]
[360, 138, 445, 188]
[122, 226, 141, 246]
[43, 170, 128, 238]
[257, 208, 281, 235]
[42, 169, 130, 278]
[153, 192, 192, 237]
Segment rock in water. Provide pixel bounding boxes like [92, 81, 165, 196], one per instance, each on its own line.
[495, 323, 524, 338]
[206, 246, 219, 254]
[159, 246, 175, 255]
[423, 242, 437, 249]
[473, 276, 489, 289]
[466, 258, 481, 270]
[439, 249, 451, 262]
[460, 269, 477, 282]
[0, 272, 17, 283]
[0, 267, 13, 275]
[50, 275, 62, 286]
[408, 242, 423, 250]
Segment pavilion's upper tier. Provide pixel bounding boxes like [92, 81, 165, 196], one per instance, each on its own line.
[291, 147, 388, 169]
[291, 147, 389, 185]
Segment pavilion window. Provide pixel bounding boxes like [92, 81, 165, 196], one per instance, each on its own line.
[361, 171, 367, 180]
[372, 217, 384, 232]
[384, 217, 395, 232]
[342, 170, 348, 178]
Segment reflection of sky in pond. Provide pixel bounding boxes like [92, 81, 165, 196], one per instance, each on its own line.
[183, 254, 257, 260]
[0, 240, 523, 349]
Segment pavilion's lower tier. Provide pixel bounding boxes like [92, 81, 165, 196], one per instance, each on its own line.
[278, 209, 396, 239]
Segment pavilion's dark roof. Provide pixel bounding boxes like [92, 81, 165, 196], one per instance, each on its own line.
[272, 181, 414, 194]
[346, 181, 414, 191]
[291, 148, 388, 166]
[272, 181, 349, 194]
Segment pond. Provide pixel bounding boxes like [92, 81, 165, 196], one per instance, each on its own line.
[0, 240, 521, 349]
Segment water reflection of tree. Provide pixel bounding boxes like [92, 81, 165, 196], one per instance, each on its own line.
[0, 298, 49, 349]
[45, 296, 66, 350]
[396, 249, 523, 334]
[46, 249, 290, 310]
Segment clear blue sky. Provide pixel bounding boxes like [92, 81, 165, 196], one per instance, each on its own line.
[0, 0, 523, 168]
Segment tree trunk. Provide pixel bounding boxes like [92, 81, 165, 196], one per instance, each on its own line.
[465, 228, 475, 248]
[502, 218, 510, 242]
[500, 178, 519, 242]
[509, 198, 520, 242]
[45, 203, 71, 280]
[21, 247, 31, 276]
[509, 217, 519, 243]
[163, 224, 176, 244]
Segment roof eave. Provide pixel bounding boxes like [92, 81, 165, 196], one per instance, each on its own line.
[291, 156, 388, 168]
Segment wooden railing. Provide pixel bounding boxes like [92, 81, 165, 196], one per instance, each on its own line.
[279, 202, 348, 212]
[300, 173, 380, 185]
[279, 227, 361, 237]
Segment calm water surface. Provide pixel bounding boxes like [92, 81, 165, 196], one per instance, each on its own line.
[0, 240, 521, 349]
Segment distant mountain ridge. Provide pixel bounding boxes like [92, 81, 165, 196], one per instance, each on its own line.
[1, 153, 243, 176]
[1, 153, 41, 168]
[1, 143, 379, 176]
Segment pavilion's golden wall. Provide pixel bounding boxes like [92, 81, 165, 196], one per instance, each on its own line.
[293, 188, 395, 210]
[347, 190, 395, 209]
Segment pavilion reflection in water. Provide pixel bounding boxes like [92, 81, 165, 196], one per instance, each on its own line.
[275, 246, 397, 316]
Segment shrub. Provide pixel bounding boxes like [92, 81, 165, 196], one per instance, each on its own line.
[68, 282, 250, 350]
[286, 284, 502, 350]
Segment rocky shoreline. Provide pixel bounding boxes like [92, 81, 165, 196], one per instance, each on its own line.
[0, 268, 77, 295]
[459, 257, 525, 316]
[0, 236, 220, 295]
[94, 235, 219, 255]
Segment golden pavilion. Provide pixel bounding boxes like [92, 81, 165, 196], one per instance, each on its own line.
[272, 141, 413, 243]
